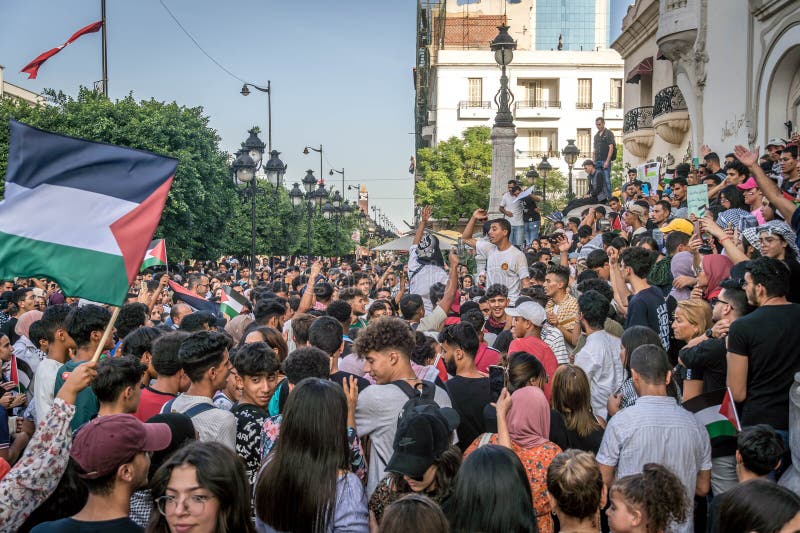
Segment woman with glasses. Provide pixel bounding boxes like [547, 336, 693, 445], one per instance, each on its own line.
[672, 299, 713, 401]
[147, 441, 254, 533]
[254, 378, 368, 533]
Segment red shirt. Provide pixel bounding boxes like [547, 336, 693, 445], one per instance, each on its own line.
[135, 386, 177, 422]
[475, 343, 501, 373]
[508, 336, 559, 400]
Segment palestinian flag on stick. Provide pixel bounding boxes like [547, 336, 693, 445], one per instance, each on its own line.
[168, 280, 220, 316]
[220, 285, 250, 319]
[141, 239, 167, 271]
[0, 120, 176, 306]
[683, 388, 741, 442]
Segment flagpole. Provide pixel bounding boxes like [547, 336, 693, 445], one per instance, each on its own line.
[90, 306, 120, 363]
[101, 0, 108, 97]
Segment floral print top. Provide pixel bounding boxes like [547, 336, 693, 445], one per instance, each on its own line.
[261, 414, 367, 482]
[464, 433, 562, 533]
[0, 398, 75, 531]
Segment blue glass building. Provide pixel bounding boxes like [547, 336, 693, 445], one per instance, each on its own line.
[535, 0, 610, 51]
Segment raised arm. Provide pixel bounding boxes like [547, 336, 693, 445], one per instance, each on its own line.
[735, 145, 797, 221]
[437, 250, 460, 314]
[607, 246, 631, 316]
[413, 205, 432, 246]
[461, 208, 488, 249]
[297, 261, 322, 314]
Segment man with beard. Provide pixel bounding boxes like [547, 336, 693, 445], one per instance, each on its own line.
[440, 322, 490, 452]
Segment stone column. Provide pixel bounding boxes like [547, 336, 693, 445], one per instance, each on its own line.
[488, 125, 518, 219]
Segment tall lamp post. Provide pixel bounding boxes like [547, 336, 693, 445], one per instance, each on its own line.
[562, 139, 580, 198]
[303, 145, 324, 184]
[537, 156, 552, 210]
[329, 167, 349, 256]
[322, 189, 352, 257]
[231, 129, 287, 272]
[240, 82, 274, 151]
[488, 24, 518, 218]
[289, 170, 329, 257]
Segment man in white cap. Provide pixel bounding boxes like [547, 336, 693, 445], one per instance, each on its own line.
[766, 137, 786, 176]
[506, 301, 559, 398]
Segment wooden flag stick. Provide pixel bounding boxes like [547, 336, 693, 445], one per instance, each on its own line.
[90, 305, 120, 363]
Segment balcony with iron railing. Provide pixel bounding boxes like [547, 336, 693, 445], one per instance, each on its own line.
[576, 101, 593, 110]
[458, 100, 493, 119]
[516, 150, 561, 160]
[623, 106, 655, 158]
[514, 100, 562, 119]
[653, 85, 690, 145]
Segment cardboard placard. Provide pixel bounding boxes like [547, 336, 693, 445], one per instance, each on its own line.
[687, 184, 709, 218]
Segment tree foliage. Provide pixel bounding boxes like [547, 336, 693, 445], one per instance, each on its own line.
[415, 126, 493, 227]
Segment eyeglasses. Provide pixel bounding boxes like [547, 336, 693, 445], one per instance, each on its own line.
[156, 494, 214, 516]
[710, 297, 729, 306]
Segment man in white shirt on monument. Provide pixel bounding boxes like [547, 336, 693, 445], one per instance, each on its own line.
[499, 179, 525, 248]
[461, 208, 530, 304]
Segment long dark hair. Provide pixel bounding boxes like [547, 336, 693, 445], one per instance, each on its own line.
[719, 185, 746, 210]
[720, 479, 800, 533]
[447, 445, 536, 533]
[255, 377, 350, 533]
[147, 441, 254, 533]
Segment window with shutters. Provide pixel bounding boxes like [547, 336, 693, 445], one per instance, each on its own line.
[577, 129, 592, 159]
[468, 78, 482, 105]
[577, 79, 592, 109]
[609, 79, 623, 108]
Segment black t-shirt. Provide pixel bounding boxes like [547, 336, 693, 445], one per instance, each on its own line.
[728, 304, 800, 429]
[593, 128, 615, 161]
[30, 517, 143, 533]
[492, 329, 513, 353]
[231, 402, 269, 486]
[330, 370, 370, 393]
[446, 375, 491, 452]
[626, 286, 670, 350]
[521, 196, 541, 223]
[681, 337, 727, 394]
[784, 257, 800, 304]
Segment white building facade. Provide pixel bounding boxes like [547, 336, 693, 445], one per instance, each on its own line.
[415, 0, 624, 194]
[612, 0, 800, 168]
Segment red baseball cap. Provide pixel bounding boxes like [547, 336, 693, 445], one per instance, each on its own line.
[71, 414, 171, 479]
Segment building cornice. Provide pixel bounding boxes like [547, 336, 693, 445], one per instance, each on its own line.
[611, 1, 659, 59]
[750, 0, 797, 21]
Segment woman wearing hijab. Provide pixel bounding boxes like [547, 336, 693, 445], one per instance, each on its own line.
[464, 386, 562, 533]
[693, 254, 733, 302]
[13, 309, 44, 374]
[669, 251, 696, 303]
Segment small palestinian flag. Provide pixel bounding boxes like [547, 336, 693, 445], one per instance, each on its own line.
[220, 286, 250, 319]
[683, 388, 741, 442]
[141, 239, 167, 271]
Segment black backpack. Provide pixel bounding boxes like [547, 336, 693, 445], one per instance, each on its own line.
[392, 380, 437, 442]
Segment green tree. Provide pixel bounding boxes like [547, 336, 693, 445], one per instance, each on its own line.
[0, 89, 240, 260]
[611, 143, 625, 194]
[415, 126, 492, 227]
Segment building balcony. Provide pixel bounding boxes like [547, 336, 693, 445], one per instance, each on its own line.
[656, 0, 698, 60]
[458, 101, 493, 119]
[515, 150, 560, 166]
[602, 101, 624, 121]
[576, 102, 593, 110]
[514, 100, 562, 119]
[623, 106, 655, 158]
[653, 85, 690, 145]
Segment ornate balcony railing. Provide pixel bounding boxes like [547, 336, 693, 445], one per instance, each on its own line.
[653, 86, 688, 117]
[516, 150, 561, 159]
[623, 106, 654, 134]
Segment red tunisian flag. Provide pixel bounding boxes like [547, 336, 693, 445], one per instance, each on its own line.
[21, 21, 104, 79]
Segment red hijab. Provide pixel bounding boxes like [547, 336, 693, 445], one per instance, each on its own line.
[702, 254, 732, 301]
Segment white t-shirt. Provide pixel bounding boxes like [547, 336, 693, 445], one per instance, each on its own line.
[33, 358, 61, 424]
[475, 240, 529, 304]
[408, 245, 449, 314]
[500, 192, 524, 226]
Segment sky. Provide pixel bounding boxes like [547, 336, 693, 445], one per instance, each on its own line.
[1, 0, 629, 233]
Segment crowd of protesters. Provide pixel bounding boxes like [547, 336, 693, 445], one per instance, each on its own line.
[1, 139, 800, 532]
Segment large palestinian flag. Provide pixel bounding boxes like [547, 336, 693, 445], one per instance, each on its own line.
[0, 120, 176, 306]
[141, 239, 167, 271]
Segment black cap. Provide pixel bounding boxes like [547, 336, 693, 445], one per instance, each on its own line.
[386, 405, 459, 480]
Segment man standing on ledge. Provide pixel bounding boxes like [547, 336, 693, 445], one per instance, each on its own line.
[594, 116, 615, 199]
[461, 208, 530, 304]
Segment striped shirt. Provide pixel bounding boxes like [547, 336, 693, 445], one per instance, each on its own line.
[597, 395, 711, 533]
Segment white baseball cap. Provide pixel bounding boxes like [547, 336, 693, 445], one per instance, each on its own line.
[505, 301, 546, 327]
